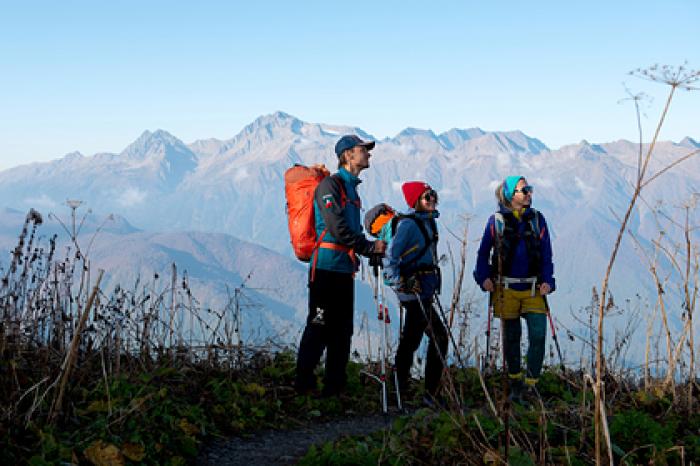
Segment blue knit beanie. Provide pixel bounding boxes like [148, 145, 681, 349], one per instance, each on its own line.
[503, 176, 524, 202]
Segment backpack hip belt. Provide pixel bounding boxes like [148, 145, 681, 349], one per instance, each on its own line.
[319, 242, 356, 263]
[310, 229, 357, 282]
[499, 276, 538, 296]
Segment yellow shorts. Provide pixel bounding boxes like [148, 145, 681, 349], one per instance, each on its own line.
[492, 287, 546, 320]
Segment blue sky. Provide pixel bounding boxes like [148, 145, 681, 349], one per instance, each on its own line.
[0, 1, 698, 170]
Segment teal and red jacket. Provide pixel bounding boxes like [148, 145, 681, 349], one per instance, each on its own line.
[311, 167, 377, 274]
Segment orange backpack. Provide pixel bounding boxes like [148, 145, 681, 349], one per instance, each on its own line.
[284, 164, 332, 262]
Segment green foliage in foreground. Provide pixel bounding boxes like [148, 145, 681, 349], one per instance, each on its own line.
[300, 369, 700, 465]
[2, 350, 699, 465]
[0, 350, 381, 465]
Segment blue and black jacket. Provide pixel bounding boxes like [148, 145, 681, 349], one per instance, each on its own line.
[311, 167, 376, 274]
[473, 205, 555, 292]
[383, 209, 440, 302]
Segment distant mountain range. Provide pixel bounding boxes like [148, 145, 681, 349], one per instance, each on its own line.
[0, 112, 698, 354]
[0, 206, 379, 345]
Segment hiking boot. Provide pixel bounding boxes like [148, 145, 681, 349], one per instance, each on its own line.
[508, 378, 524, 404]
[422, 394, 448, 410]
[320, 384, 347, 398]
[295, 386, 321, 398]
[521, 378, 540, 407]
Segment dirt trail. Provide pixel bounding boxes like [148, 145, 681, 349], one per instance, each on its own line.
[196, 413, 396, 465]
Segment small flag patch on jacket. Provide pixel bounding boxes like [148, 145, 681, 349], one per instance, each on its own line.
[322, 194, 334, 208]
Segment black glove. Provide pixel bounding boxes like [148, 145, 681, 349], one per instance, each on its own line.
[369, 253, 383, 268]
[399, 276, 421, 294]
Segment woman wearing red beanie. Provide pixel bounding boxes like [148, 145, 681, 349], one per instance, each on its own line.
[384, 181, 447, 406]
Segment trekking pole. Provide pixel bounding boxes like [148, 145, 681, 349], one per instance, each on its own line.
[373, 258, 388, 414]
[500, 317, 510, 462]
[394, 303, 405, 411]
[432, 295, 468, 369]
[483, 292, 493, 374]
[415, 291, 470, 411]
[413, 291, 449, 378]
[543, 295, 565, 373]
[377, 266, 402, 411]
[359, 257, 386, 410]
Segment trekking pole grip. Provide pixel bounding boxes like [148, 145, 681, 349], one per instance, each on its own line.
[369, 253, 382, 274]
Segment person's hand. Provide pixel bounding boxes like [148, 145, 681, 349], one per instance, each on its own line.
[539, 283, 551, 295]
[482, 278, 494, 292]
[373, 240, 386, 255]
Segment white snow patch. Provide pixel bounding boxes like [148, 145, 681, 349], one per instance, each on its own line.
[233, 167, 250, 182]
[496, 152, 511, 169]
[533, 177, 555, 188]
[117, 188, 147, 207]
[574, 176, 595, 197]
[320, 127, 340, 135]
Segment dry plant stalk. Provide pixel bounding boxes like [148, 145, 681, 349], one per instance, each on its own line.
[630, 194, 699, 397]
[49, 269, 104, 423]
[444, 215, 471, 327]
[594, 64, 699, 465]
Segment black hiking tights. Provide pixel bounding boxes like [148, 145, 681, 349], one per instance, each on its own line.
[394, 298, 448, 396]
[295, 269, 354, 395]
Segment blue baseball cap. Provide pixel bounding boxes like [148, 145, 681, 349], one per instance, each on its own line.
[334, 135, 376, 157]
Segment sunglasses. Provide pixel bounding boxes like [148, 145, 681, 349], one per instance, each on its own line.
[421, 190, 438, 202]
[513, 185, 534, 195]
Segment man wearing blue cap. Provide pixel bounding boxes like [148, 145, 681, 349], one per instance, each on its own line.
[473, 175, 555, 403]
[295, 135, 386, 397]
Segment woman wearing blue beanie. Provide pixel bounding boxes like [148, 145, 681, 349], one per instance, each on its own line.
[473, 176, 555, 403]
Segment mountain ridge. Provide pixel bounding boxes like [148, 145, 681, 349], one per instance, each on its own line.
[6, 111, 696, 173]
[0, 111, 697, 334]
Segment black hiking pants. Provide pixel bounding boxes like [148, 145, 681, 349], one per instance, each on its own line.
[395, 298, 448, 397]
[295, 269, 354, 396]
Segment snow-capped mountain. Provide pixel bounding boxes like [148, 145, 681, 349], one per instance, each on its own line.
[0, 111, 698, 355]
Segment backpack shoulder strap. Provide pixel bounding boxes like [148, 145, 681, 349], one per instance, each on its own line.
[394, 214, 431, 244]
[529, 208, 543, 239]
[493, 212, 505, 239]
[408, 214, 432, 245]
[395, 214, 436, 268]
[329, 174, 347, 207]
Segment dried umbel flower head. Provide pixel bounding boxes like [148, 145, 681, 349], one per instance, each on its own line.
[630, 63, 700, 91]
[27, 208, 43, 225]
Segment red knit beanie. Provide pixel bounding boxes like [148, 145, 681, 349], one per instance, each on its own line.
[402, 181, 432, 208]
